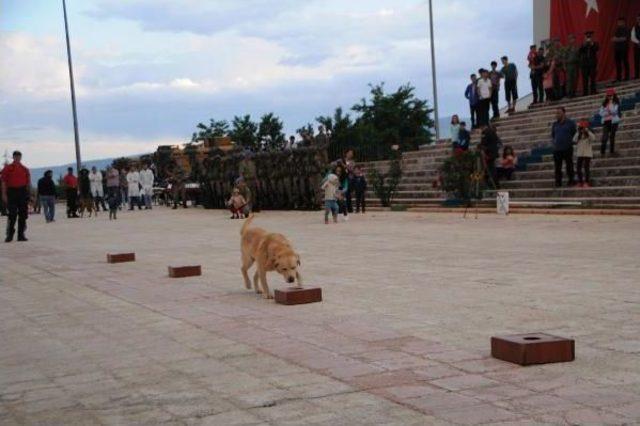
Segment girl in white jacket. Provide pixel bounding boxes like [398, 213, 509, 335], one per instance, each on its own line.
[574, 122, 595, 188]
[599, 90, 621, 156]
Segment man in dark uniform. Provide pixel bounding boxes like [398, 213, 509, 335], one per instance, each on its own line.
[633, 15, 640, 80]
[1, 151, 31, 242]
[579, 31, 599, 96]
[612, 17, 630, 82]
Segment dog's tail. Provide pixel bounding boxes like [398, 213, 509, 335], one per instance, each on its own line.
[240, 214, 255, 236]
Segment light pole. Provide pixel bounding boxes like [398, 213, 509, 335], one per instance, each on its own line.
[62, 0, 82, 172]
[428, 0, 440, 142]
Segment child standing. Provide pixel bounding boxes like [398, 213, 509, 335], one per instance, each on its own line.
[352, 166, 368, 213]
[227, 188, 247, 219]
[107, 190, 119, 220]
[454, 121, 470, 155]
[334, 165, 349, 221]
[321, 172, 339, 224]
[574, 121, 595, 187]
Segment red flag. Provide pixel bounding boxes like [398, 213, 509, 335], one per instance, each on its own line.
[550, 0, 640, 81]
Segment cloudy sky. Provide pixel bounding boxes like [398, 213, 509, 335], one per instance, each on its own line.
[1, 0, 533, 167]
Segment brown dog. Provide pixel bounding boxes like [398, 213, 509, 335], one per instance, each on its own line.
[240, 215, 302, 299]
[78, 197, 97, 218]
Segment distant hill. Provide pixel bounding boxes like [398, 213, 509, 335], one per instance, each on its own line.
[30, 154, 149, 182]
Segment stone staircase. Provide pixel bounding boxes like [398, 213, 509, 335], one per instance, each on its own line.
[362, 79, 640, 211]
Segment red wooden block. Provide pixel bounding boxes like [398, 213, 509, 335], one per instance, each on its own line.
[491, 333, 575, 366]
[107, 253, 135, 263]
[274, 287, 322, 305]
[168, 265, 202, 278]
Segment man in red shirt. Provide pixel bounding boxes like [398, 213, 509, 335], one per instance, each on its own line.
[63, 167, 79, 218]
[1, 151, 31, 242]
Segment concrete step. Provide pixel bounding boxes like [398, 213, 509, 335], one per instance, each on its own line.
[485, 186, 640, 198]
[501, 176, 640, 189]
[513, 165, 640, 180]
[526, 156, 640, 171]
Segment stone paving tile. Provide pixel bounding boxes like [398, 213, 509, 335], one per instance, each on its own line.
[430, 373, 500, 391]
[431, 402, 520, 425]
[2, 210, 640, 424]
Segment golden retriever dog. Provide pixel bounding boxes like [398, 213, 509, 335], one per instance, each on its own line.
[240, 215, 302, 299]
[78, 197, 97, 218]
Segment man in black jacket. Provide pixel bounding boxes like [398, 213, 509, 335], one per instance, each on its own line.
[612, 17, 630, 82]
[37, 170, 57, 222]
[579, 31, 599, 95]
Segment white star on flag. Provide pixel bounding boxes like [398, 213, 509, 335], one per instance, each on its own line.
[585, 0, 599, 17]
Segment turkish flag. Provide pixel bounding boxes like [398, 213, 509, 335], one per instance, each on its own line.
[550, 0, 640, 81]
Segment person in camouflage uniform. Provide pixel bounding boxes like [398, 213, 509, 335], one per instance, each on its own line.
[238, 153, 259, 212]
[563, 33, 580, 98]
[170, 164, 188, 209]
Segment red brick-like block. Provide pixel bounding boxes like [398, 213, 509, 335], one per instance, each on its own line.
[168, 265, 201, 278]
[107, 253, 135, 263]
[274, 287, 322, 305]
[491, 333, 574, 366]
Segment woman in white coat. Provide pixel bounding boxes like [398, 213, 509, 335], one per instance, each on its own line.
[139, 164, 155, 209]
[89, 166, 107, 211]
[126, 166, 142, 210]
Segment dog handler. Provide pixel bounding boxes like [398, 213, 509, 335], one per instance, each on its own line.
[1, 151, 31, 242]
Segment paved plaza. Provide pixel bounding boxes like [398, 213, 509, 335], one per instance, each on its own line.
[1, 208, 640, 425]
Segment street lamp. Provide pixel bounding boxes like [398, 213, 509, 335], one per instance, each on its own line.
[62, 0, 82, 172]
[428, 0, 440, 142]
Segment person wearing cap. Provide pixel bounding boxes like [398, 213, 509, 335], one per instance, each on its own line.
[63, 167, 79, 218]
[573, 121, 595, 188]
[1, 151, 31, 242]
[37, 170, 57, 223]
[612, 17, 630, 82]
[599, 89, 621, 156]
[579, 31, 599, 96]
[632, 15, 640, 79]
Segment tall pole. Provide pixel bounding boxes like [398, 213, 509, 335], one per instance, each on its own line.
[62, 0, 82, 172]
[428, 0, 440, 142]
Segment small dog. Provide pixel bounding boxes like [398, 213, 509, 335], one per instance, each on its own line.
[78, 197, 97, 218]
[240, 215, 302, 299]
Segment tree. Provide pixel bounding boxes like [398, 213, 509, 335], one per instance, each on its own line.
[352, 83, 434, 150]
[257, 113, 286, 151]
[229, 115, 258, 150]
[191, 119, 229, 142]
[319, 83, 434, 161]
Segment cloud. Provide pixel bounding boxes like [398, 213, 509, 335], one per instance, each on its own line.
[1, 0, 533, 167]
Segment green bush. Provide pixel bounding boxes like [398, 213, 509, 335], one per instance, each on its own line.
[390, 204, 408, 211]
[368, 150, 402, 207]
[439, 151, 484, 203]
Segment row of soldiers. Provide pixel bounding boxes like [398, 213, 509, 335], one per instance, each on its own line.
[161, 146, 330, 211]
[533, 30, 600, 101]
